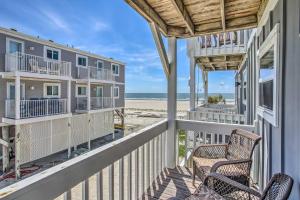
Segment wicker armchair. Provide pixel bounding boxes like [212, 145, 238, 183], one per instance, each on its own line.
[192, 129, 261, 186]
[186, 172, 293, 200]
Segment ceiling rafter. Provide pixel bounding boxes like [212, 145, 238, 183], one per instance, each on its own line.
[170, 0, 195, 35]
[220, 0, 226, 31]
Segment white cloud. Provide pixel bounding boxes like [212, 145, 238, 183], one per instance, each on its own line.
[94, 21, 109, 32]
[41, 10, 71, 33]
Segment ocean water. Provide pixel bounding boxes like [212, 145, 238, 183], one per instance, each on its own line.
[126, 93, 235, 101]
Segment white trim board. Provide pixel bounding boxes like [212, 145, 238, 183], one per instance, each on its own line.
[0, 27, 125, 65]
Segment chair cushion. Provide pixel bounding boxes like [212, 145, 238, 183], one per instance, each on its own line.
[193, 157, 227, 181]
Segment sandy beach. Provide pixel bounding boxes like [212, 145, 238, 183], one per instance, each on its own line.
[124, 99, 190, 135]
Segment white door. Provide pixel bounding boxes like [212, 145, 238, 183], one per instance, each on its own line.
[96, 86, 103, 97]
[7, 39, 24, 70]
[7, 83, 25, 100]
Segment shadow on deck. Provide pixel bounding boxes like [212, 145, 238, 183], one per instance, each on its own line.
[142, 166, 201, 200]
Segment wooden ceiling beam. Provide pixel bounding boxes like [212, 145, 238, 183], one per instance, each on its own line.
[170, 0, 195, 35]
[220, 0, 226, 31]
[125, 0, 168, 35]
[149, 22, 170, 77]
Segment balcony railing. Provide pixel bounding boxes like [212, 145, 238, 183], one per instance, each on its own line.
[91, 97, 113, 110]
[76, 97, 88, 111]
[77, 66, 114, 82]
[187, 30, 250, 57]
[0, 119, 256, 200]
[5, 99, 67, 119]
[187, 110, 246, 124]
[5, 52, 71, 77]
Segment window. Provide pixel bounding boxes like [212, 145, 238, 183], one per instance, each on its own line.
[112, 64, 119, 76]
[44, 46, 61, 61]
[43, 83, 61, 98]
[76, 85, 87, 97]
[76, 54, 88, 67]
[97, 60, 104, 70]
[113, 86, 119, 98]
[257, 24, 280, 127]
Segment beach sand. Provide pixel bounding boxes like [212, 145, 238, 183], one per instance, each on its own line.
[124, 99, 190, 135]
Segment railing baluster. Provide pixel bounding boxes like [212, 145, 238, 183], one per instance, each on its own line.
[82, 179, 89, 200]
[97, 171, 103, 200]
[63, 190, 72, 200]
[109, 164, 114, 200]
[146, 142, 150, 189]
[135, 149, 139, 200]
[127, 153, 132, 200]
[119, 158, 124, 200]
[151, 140, 155, 182]
[141, 145, 145, 194]
[156, 137, 159, 177]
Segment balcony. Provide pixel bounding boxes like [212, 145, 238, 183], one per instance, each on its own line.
[76, 96, 113, 112]
[5, 52, 71, 78]
[77, 66, 114, 82]
[187, 30, 249, 57]
[0, 119, 256, 200]
[5, 99, 68, 119]
[91, 97, 113, 110]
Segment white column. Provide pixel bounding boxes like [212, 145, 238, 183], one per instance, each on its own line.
[87, 81, 91, 111]
[203, 71, 208, 105]
[166, 37, 177, 168]
[15, 125, 21, 179]
[15, 76, 20, 119]
[67, 80, 71, 113]
[189, 58, 196, 111]
[2, 126, 9, 172]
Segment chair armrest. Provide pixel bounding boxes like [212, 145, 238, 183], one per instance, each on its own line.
[193, 144, 227, 159]
[204, 172, 261, 199]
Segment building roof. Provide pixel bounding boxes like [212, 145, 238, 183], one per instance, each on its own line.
[125, 0, 268, 38]
[0, 27, 125, 66]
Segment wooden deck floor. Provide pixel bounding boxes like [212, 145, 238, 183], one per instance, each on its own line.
[141, 166, 201, 200]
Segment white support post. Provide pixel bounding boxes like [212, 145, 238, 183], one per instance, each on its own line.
[189, 58, 196, 111]
[15, 76, 20, 119]
[67, 118, 72, 158]
[166, 37, 177, 168]
[15, 125, 21, 179]
[2, 126, 9, 172]
[87, 81, 91, 111]
[202, 71, 208, 105]
[67, 80, 71, 113]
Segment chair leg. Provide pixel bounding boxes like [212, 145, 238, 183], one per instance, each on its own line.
[192, 162, 196, 186]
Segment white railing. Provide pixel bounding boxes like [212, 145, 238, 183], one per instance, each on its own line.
[187, 30, 250, 57]
[198, 104, 238, 114]
[76, 97, 88, 111]
[187, 110, 246, 124]
[0, 119, 168, 200]
[77, 66, 114, 82]
[91, 97, 113, 110]
[89, 66, 114, 82]
[0, 119, 258, 200]
[5, 99, 67, 119]
[5, 52, 71, 77]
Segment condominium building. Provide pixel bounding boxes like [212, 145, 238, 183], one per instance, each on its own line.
[0, 27, 125, 175]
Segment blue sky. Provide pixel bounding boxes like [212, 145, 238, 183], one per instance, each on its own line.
[0, 0, 235, 93]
